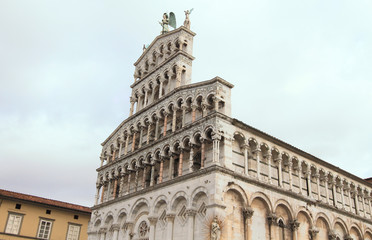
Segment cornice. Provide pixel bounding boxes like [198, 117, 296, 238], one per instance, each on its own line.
[92, 165, 372, 225]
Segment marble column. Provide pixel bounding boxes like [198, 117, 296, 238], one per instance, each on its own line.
[315, 171, 321, 201]
[212, 133, 221, 165]
[186, 209, 197, 240]
[201, 104, 208, 117]
[178, 150, 184, 176]
[150, 164, 155, 187]
[200, 138, 205, 169]
[142, 165, 147, 189]
[288, 160, 293, 191]
[254, 149, 261, 180]
[100, 184, 105, 203]
[155, 118, 160, 140]
[95, 184, 101, 205]
[163, 113, 168, 136]
[306, 170, 312, 198]
[124, 222, 133, 240]
[324, 176, 330, 204]
[277, 158, 283, 187]
[144, 89, 149, 107]
[119, 173, 125, 196]
[213, 96, 219, 111]
[118, 141, 123, 158]
[124, 135, 130, 155]
[148, 217, 158, 240]
[113, 178, 118, 199]
[347, 185, 353, 212]
[138, 127, 144, 148]
[189, 144, 194, 172]
[332, 179, 337, 207]
[368, 194, 372, 219]
[298, 164, 303, 195]
[340, 183, 345, 209]
[175, 65, 182, 88]
[147, 123, 152, 144]
[159, 158, 164, 183]
[131, 131, 137, 152]
[266, 154, 273, 184]
[129, 98, 135, 116]
[112, 224, 120, 240]
[267, 213, 277, 240]
[172, 107, 177, 132]
[165, 214, 175, 240]
[134, 168, 139, 192]
[169, 154, 175, 180]
[159, 80, 164, 98]
[126, 172, 132, 194]
[243, 207, 254, 240]
[290, 219, 300, 240]
[181, 105, 187, 127]
[191, 105, 197, 123]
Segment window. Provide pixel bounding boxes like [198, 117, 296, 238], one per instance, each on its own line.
[46, 209, 51, 214]
[15, 203, 21, 209]
[37, 219, 53, 239]
[5, 213, 23, 234]
[73, 215, 79, 220]
[137, 221, 148, 238]
[66, 224, 81, 240]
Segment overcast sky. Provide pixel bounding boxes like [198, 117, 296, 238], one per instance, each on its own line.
[1, 0, 371, 207]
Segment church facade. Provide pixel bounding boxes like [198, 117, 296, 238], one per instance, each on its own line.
[88, 19, 372, 240]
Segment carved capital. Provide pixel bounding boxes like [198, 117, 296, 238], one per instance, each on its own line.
[111, 224, 120, 231]
[344, 235, 353, 240]
[242, 207, 254, 219]
[290, 219, 300, 231]
[186, 209, 197, 217]
[328, 230, 337, 240]
[165, 213, 176, 221]
[148, 216, 158, 225]
[309, 228, 319, 238]
[98, 227, 107, 234]
[267, 213, 277, 225]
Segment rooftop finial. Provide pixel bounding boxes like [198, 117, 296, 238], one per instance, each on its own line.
[159, 12, 176, 34]
[183, 8, 193, 29]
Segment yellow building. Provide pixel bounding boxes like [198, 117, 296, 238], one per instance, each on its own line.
[0, 189, 91, 240]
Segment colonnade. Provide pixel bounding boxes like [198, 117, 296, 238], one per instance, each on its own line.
[235, 137, 372, 220]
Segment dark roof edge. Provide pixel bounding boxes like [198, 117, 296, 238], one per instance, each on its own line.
[0, 189, 91, 214]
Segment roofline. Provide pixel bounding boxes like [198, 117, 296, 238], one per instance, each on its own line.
[134, 26, 196, 66]
[101, 76, 234, 146]
[228, 116, 372, 188]
[0, 189, 91, 214]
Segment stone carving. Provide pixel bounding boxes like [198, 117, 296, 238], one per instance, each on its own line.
[210, 216, 221, 240]
[184, 9, 194, 29]
[159, 13, 169, 34]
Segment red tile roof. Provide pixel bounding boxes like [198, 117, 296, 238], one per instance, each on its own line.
[0, 189, 91, 214]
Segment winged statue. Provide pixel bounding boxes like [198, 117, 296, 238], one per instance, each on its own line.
[159, 12, 177, 34]
[184, 8, 194, 29]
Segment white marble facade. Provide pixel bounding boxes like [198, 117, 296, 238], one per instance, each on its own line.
[88, 26, 372, 240]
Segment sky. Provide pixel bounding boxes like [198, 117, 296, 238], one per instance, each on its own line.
[0, 0, 371, 207]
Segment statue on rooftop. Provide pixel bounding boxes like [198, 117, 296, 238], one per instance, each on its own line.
[159, 12, 176, 34]
[183, 8, 193, 29]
